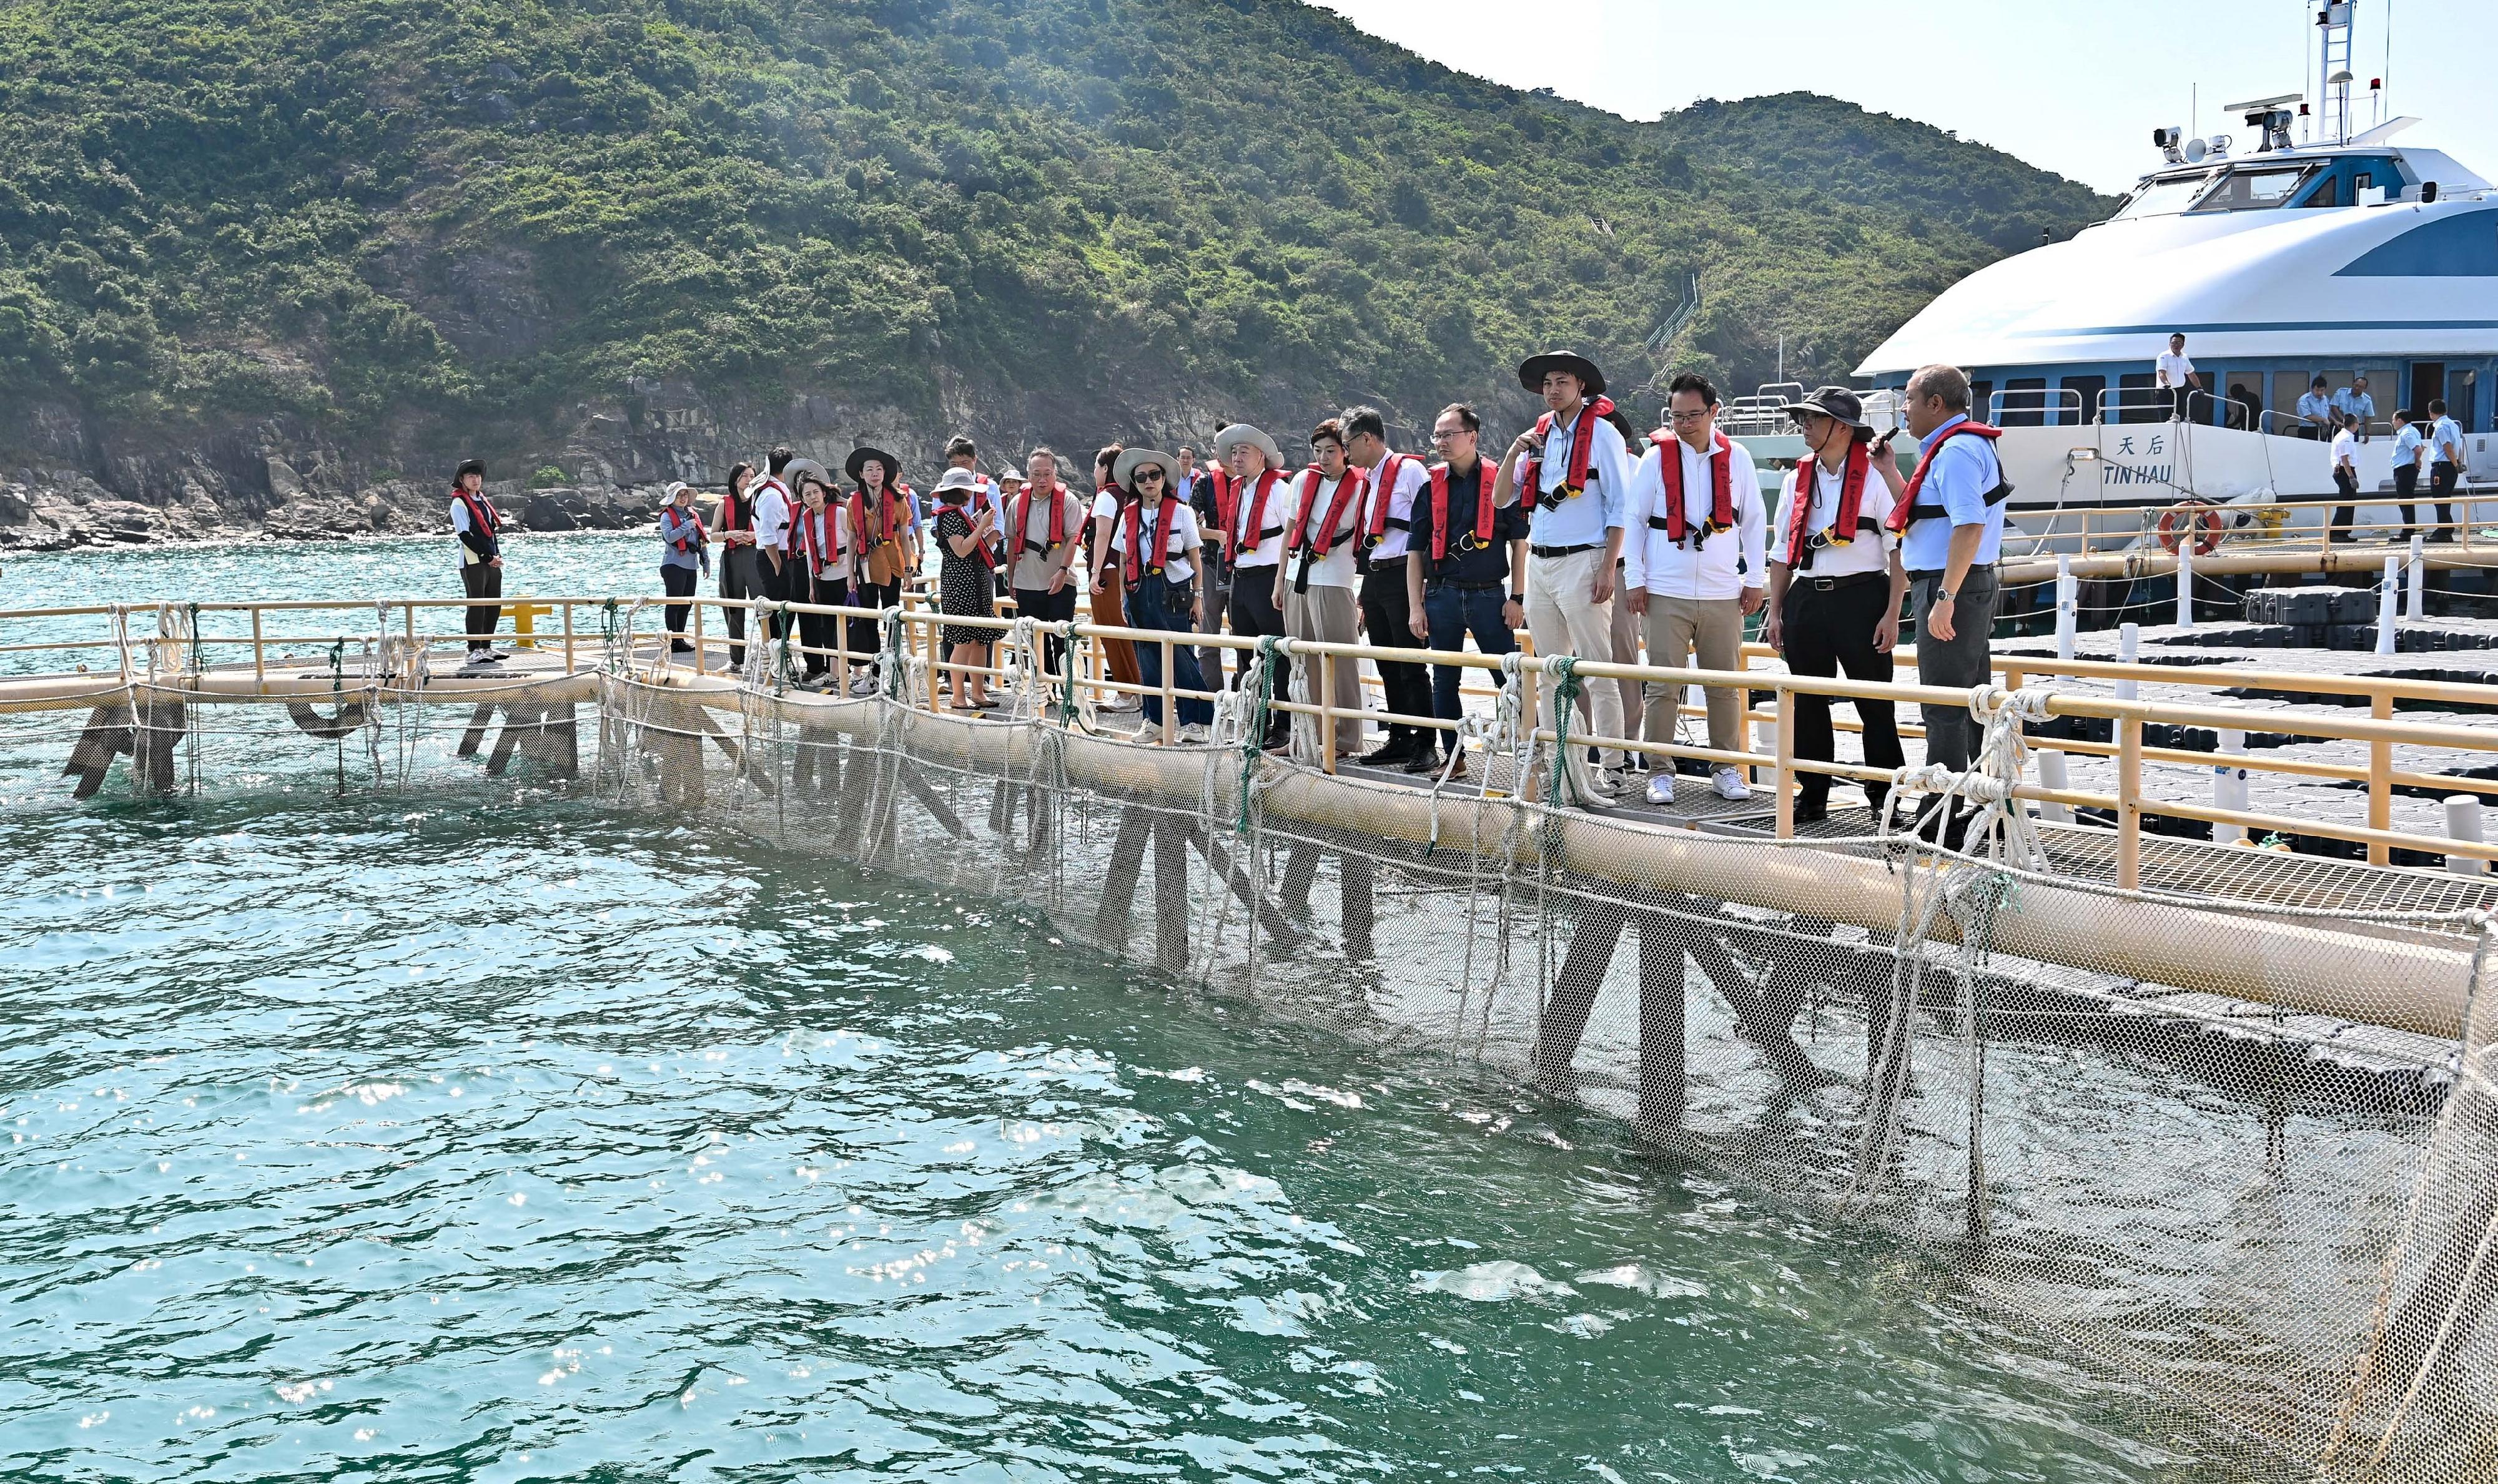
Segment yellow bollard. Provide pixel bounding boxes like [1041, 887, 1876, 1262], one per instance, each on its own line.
[502, 601, 553, 649]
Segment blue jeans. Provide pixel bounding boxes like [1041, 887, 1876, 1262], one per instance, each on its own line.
[1127, 572, 1213, 727]
[1422, 583, 1516, 729]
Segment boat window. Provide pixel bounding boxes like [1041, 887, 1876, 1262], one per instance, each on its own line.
[2113, 172, 2218, 219]
[2193, 165, 2314, 212]
[2303, 175, 2341, 208]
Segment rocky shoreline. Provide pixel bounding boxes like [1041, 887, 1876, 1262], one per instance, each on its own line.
[0, 472, 667, 554]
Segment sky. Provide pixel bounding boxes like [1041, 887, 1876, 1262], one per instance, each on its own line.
[1314, 0, 2491, 195]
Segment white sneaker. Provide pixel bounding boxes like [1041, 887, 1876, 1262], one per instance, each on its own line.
[1712, 767, 1752, 802]
[1590, 767, 1626, 799]
[1098, 693, 1138, 712]
[1645, 773, 1676, 806]
[1178, 723, 1208, 744]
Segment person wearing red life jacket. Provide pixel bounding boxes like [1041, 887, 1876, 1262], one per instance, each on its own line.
[942, 434, 1007, 596]
[749, 446, 798, 648]
[1005, 447, 1085, 688]
[1082, 443, 1145, 714]
[1271, 418, 1370, 759]
[657, 480, 711, 656]
[1175, 442, 1230, 689]
[1108, 447, 1212, 740]
[1892, 364, 2013, 837]
[1341, 405, 1434, 769]
[844, 445, 911, 692]
[1401, 403, 1529, 780]
[1493, 350, 1634, 801]
[1621, 373, 1767, 807]
[714, 462, 759, 667]
[1764, 387, 1909, 825]
[785, 475, 851, 684]
[447, 458, 506, 664]
[1213, 421, 1291, 751]
[931, 466, 999, 711]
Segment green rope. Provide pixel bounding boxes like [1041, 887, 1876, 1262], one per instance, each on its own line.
[1055, 619, 1079, 724]
[185, 601, 202, 677]
[776, 602, 797, 694]
[882, 606, 909, 701]
[1543, 654, 1585, 807]
[600, 597, 621, 672]
[1235, 634, 1286, 837]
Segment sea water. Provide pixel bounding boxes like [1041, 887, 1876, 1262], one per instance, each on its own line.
[0, 537, 2186, 1480]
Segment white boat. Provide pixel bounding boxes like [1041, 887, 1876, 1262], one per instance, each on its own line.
[1734, 2, 2496, 548]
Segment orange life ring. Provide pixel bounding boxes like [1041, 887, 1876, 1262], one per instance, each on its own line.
[2156, 502, 2224, 556]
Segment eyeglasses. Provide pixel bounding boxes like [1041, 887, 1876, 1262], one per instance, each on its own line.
[1135, 469, 1165, 483]
[1430, 428, 1475, 442]
[1667, 408, 1711, 424]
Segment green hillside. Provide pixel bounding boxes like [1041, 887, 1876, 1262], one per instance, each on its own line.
[0, 0, 2115, 473]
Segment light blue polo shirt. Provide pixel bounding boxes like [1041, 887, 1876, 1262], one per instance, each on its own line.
[2431, 415, 2466, 464]
[1509, 405, 1631, 549]
[1900, 415, 2007, 572]
[2392, 421, 2425, 466]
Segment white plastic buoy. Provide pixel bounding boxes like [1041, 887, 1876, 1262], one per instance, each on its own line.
[2213, 727, 2248, 845]
[2175, 539, 2194, 629]
[2055, 554, 2077, 662]
[2036, 747, 2075, 824]
[2407, 533, 2427, 620]
[2446, 795, 2487, 877]
[2376, 556, 2399, 656]
[2115, 622, 2140, 701]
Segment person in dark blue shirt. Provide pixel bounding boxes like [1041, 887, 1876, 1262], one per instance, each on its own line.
[1401, 403, 1529, 779]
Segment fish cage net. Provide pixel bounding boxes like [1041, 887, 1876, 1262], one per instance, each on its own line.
[9, 614, 2496, 1483]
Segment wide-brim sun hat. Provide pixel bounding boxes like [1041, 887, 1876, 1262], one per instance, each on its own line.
[931, 466, 982, 499]
[1113, 447, 1178, 491]
[1213, 423, 1284, 468]
[845, 446, 899, 484]
[998, 466, 1027, 486]
[1783, 385, 1871, 433]
[1518, 350, 1606, 398]
[664, 480, 692, 502]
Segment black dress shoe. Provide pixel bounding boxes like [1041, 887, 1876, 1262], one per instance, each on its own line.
[1401, 748, 1444, 775]
[1792, 799, 1829, 826]
[1356, 741, 1413, 767]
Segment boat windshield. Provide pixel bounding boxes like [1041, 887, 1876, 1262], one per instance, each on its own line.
[2191, 164, 2316, 212]
[2113, 172, 2218, 220]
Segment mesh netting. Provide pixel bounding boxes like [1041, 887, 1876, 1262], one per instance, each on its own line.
[12, 600, 2496, 1480]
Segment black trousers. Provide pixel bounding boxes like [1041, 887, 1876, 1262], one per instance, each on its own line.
[2170, 386, 2194, 421]
[1781, 576, 1903, 810]
[1014, 582, 1078, 680]
[2392, 464, 2421, 533]
[1227, 569, 1288, 744]
[2431, 461, 2461, 536]
[794, 568, 842, 675]
[719, 545, 759, 664]
[1358, 559, 1429, 749]
[661, 564, 696, 641]
[2331, 466, 2362, 536]
[460, 561, 501, 653]
[849, 579, 899, 669]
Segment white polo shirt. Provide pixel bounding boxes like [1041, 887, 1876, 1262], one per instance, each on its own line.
[1282, 469, 1363, 591]
[1108, 498, 1202, 585]
[1229, 469, 1291, 569]
[750, 476, 793, 552]
[2156, 350, 2195, 388]
[1769, 455, 1897, 579]
[1621, 434, 1766, 601]
[1359, 451, 1429, 562]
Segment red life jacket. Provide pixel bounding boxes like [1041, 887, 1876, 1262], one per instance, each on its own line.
[791, 504, 841, 576]
[718, 486, 751, 532]
[941, 495, 999, 570]
[1426, 459, 1498, 562]
[1286, 467, 1365, 559]
[1885, 420, 2008, 534]
[1361, 452, 1413, 543]
[1782, 441, 1873, 569]
[1208, 468, 1237, 535]
[1121, 492, 1186, 582]
[453, 487, 501, 538]
[1518, 395, 1616, 510]
[1232, 468, 1285, 556]
[1651, 429, 1735, 546]
[666, 504, 708, 555]
[1011, 482, 1072, 560]
[851, 484, 909, 548]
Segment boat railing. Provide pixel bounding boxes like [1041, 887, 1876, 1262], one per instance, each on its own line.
[2258, 408, 2327, 438]
[1716, 383, 1807, 437]
[1990, 386, 2084, 428]
[7, 585, 2498, 880]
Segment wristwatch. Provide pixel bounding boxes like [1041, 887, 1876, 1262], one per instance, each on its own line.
[1508, 591, 1526, 603]
[1935, 589, 1957, 602]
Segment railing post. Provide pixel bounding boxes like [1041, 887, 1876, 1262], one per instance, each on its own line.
[1772, 694, 1795, 838]
[1160, 636, 1176, 745]
[251, 607, 265, 691]
[2375, 556, 2399, 656]
[2446, 795, 2488, 877]
[562, 601, 576, 673]
[2036, 747, 2075, 824]
[2175, 539, 2194, 629]
[692, 596, 706, 670]
[1320, 651, 1338, 774]
[2117, 715, 2143, 891]
[2114, 622, 2139, 702]
[2368, 692, 2393, 865]
[926, 614, 942, 712]
[2213, 725, 2248, 845]
[2407, 533, 2427, 621]
[2055, 554, 2076, 661]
